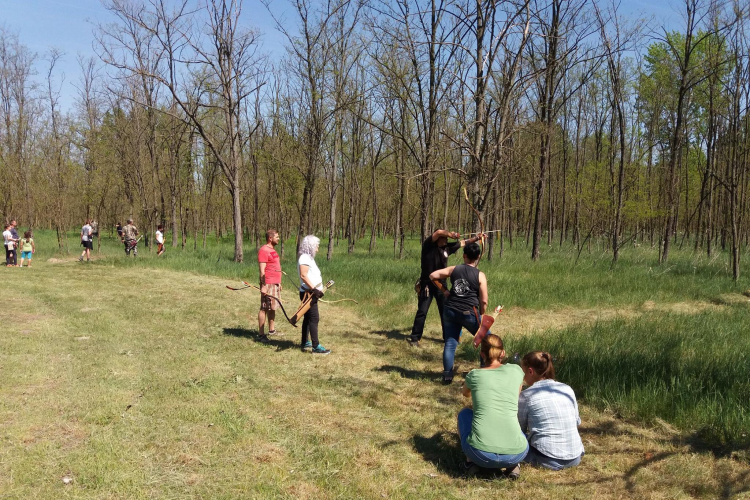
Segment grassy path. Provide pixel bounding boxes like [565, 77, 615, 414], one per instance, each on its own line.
[1, 260, 749, 499]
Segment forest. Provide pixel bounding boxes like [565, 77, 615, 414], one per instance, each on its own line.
[1, 0, 749, 278]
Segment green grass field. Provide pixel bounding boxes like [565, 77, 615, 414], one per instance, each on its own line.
[1, 230, 749, 498]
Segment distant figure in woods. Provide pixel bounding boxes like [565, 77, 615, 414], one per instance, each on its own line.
[79, 219, 93, 262]
[297, 235, 330, 355]
[3, 223, 18, 267]
[458, 334, 528, 479]
[18, 231, 34, 268]
[429, 242, 488, 384]
[91, 219, 99, 238]
[116, 222, 124, 241]
[257, 229, 282, 343]
[9, 219, 20, 266]
[518, 352, 584, 471]
[122, 219, 139, 257]
[408, 229, 484, 347]
[155, 224, 165, 256]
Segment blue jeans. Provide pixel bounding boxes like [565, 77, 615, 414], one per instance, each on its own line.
[442, 307, 484, 377]
[524, 446, 583, 470]
[457, 408, 528, 469]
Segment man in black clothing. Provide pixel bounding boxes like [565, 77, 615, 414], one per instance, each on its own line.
[408, 229, 484, 346]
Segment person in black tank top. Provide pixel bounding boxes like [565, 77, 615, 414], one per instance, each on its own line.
[429, 242, 489, 384]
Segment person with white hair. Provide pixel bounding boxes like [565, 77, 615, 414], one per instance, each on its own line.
[297, 235, 330, 355]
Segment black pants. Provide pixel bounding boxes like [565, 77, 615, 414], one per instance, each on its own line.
[409, 281, 446, 342]
[300, 291, 320, 347]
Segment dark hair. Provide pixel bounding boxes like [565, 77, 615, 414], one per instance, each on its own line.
[157, 224, 164, 230]
[266, 229, 278, 242]
[480, 334, 505, 363]
[464, 242, 481, 261]
[522, 351, 555, 380]
[23, 231, 31, 240]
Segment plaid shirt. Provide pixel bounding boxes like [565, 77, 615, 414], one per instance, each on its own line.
[518, 379, 584, 460]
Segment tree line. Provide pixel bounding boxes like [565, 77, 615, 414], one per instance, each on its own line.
[1, 0, 749, 278]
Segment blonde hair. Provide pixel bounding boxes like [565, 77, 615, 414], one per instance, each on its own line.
[480, 334, 505, 363]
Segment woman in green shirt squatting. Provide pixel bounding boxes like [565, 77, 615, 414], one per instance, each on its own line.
[458, 334, 528, 478]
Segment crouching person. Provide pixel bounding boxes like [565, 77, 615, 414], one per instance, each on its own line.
[518, 351, 584, 470]
[458, 334, 528, 479]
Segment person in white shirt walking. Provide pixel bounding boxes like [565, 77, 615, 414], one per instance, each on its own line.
[518, 351, 584, 470]
[155, 225, 165, 256]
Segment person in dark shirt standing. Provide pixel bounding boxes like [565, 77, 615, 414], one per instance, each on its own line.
[408, 229, 484, 347]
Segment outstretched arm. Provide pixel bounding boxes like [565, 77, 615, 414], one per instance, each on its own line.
[429, 266, 454, 298]
[430, 229, 459, 242]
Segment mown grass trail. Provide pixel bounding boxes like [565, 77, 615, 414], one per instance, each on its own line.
[1, 234, 749, 498]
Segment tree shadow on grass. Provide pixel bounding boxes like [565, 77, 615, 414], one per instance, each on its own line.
[563, 420, 750, 497]
[369, 328, 443, 344]
[222, 327, 296, 351]
[376, 364, 441, 382]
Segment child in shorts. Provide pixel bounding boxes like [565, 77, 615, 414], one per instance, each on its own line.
[19, 231, 34, 268]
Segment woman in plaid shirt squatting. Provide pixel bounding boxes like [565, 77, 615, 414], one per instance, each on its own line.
[518, 352, 585, 470]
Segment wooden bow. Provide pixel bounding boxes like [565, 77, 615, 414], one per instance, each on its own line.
[225, 281, 298, 327]
[463, 186, 485, 262]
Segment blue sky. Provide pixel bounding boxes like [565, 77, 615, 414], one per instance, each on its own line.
[0, 0, 676, 112]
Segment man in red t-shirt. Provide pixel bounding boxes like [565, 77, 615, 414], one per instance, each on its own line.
[257, 229, 282, 343]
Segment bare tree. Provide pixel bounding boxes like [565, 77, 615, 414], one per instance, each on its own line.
[98, 0, 265, 262]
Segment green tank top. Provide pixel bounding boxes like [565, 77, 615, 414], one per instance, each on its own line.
[22, 238, 33, 252]
[465, 364, 527, 455]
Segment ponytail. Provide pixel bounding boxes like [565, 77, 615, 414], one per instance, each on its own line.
[521, 351, 555, 380]
[480, 334, 506, 364]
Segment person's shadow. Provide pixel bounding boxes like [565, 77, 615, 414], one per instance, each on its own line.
[413, 431, 516, 479]
[223, 327, 296, 351]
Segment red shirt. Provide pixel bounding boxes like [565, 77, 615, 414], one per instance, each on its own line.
[257, 244, 281, 284]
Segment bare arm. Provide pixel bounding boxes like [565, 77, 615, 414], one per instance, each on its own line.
[478, 272, 488, 315]
[429, 266, 455, 282]
[430, 266, 455, 298]
[461, 382, 471, 398]
[431, 229, 459, 242]
[258, 261, 267, 291]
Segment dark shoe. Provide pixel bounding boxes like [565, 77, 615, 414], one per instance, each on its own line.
[442, 366, 456, 384]
[504, 464, 520, 480]
[460, 461, 480, 477]
[406, 339, 421, 347]
[311, 345, 330, 355]
[258, 334, 270, 344]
